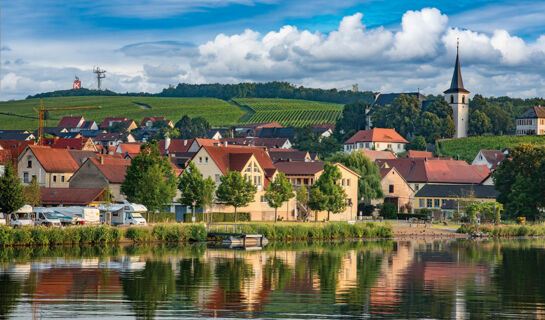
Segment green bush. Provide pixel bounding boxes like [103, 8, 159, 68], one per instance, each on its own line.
[457, 223, 545, 237]
[124, 227, 153, 242]
[232, 222, 393, 240]
[379, 203, 398, 219]
[0, 225, 124, 247]
[183, 212, 251, 223]
[124, 224, 206, 242]
[152, 212, 176, 223]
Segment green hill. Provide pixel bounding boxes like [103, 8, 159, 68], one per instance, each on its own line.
[234, 98, 343, 127]
[436, 135, 545, 162]
[0, 96, 245, 130]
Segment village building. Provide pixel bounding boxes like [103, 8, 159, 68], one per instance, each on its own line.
[140, 117, 174, 129]
[115, 142, 143, 158]
[414, 184, 499, 218]
[42, 137, 97, 151]
[190, 145, 284, 221]
[471, 149, 507, 170]
[17, 145, 80, 187]
[235, 122, 282, 137]
[158, 138, 193, 155]
[403, 150, 434, 159]
[256, 127, 296, 140]
[516, 106, 545, 135]
[372, 166, 414, 213]
[69, 157, 131, 200]
[187, 138, 221, 152]
[358, 150, 396, 161]
[57, 116, 99, 132]
[99, 118, 138, 131]
[343, 128, 408, 154]
[0, 130, 35, 141]
[93, 132, 135, 147]
[274, 161, 360, 221]
[376, 158, 490, 192]
[220, 137, 292, 149]
[268, 149, 312, 163]
[40, 188, 106, 207]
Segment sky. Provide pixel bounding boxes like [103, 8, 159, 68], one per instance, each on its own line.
[2, 0, 545, 100]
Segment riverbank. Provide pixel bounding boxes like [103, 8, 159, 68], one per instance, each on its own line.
[457, 223, 545, 237]
[393, 225, 469, 239]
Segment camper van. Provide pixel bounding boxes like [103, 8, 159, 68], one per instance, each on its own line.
[52, 207, 100, 225]
[33, 208, 62, 227]
[9, 205, 34, 228]
[98, 202, 147, 226]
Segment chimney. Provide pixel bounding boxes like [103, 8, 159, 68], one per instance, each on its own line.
[223, 141, 228, 147]
[100, 156, 104, 165]
[184, 139, 187, 146]
[165, 135, 171, 151]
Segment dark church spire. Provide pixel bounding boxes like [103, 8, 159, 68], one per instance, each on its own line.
[444, 39, 469, 94]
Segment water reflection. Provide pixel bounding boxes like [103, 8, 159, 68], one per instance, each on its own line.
[1, 239, 545, 319]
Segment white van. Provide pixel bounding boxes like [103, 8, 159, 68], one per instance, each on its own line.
[52, 207, 100, 225]
[9, 205, 34, 228]
[33, 208, 61, 227]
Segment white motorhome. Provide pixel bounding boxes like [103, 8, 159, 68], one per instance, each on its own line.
[33, 208, 62, 227]
[98, 202, 147, 226]
[52, 207, 100, 225]
[9, 205, 34, 228]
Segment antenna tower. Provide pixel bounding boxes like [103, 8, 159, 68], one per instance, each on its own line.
[93, 66, 107, 90]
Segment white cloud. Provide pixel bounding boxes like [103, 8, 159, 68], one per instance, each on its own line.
[4, 8, 545, 100]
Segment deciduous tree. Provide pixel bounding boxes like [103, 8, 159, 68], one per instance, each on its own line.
[371, 94, 421, 139]
[309, 163, 347, 221]
[178, 162, 216, 222]
[264, 173, 294, 222]
[121, 142, 177, 222]
[216, 170, 257, 222]
[23, 176, 41, 207]
[0, 163, 25, 218]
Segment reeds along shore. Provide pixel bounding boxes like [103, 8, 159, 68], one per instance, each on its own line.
[0, 222, 393, 246]
[458, 224, 545, 237]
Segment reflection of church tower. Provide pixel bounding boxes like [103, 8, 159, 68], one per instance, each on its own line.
[444, 41, 469, 138]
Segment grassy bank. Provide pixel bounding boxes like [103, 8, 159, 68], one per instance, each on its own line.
[457, 224, 545, 237]
[0, 224, 206, 247]
[215, 222, 393, 240]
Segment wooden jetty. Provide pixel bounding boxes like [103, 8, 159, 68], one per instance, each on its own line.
[207, 223, 268, 248]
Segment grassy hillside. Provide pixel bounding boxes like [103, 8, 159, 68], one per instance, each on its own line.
[234, 98, 343, 127]
[0, 96, 245, 129]
[436, 135, 545, 162]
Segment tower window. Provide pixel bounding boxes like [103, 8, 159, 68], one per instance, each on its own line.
[450, 96, 454, 104]
[462, 96, 465, 104]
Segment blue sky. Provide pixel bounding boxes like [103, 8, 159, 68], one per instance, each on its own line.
[3, 0, 545, 100]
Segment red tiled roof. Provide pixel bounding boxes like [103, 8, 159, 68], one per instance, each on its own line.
[275, 161, 326, 175]
[40, 188, 104, 206]
[312, 123, 336, 131]
[0, 150, 12, 164]
[239, 122, 282, 129]
[359, 150, 396, 161]
[195, 138, 221, 147]
[27, 145, 80, 173]
[57, 116, 84, 128]
[42, 137, 96, 151]
[0, 140, 35, 159]
[202, 145, 277, 183]
[404, 150, 434, 158]
[99, 117, 127, 128]
[95, 133, 124, 141]
[221, 137, 289, 149]
[89, 157, 131, 183]
[269, 150, 309, 162]
[343, 128, 408, 144]
[376, 158, 490, 184]
[158, 139, 193, 154]
[479, 150, 506, 169]
[117, 143, 142, 155]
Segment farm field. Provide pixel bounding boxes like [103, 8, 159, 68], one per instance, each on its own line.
[0, 96, 245, 129]
[436, 135, 545, 162]
[234, 98, 343, 127]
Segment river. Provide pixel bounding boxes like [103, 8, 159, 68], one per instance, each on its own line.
[1, 239, 544, 319]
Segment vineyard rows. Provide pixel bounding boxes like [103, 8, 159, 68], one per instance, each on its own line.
[234, 98, 343, 127]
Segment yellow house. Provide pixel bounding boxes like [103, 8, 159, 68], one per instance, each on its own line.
[414, 184, 499, 217]
[372, 167, 414, 212]
[191, 145, 294, 221]
[274, 161, 360, 221]
[17, 145, 80, 188]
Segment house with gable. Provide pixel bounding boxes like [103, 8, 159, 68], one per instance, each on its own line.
[343, 128, 408, 154]
[69, 156, 131, 200]
[191, 145, 287, 221]
[140, 117, 174, 129]
[99, 118, 138, 132]
[471, 149, 507, 170]
[17, 145, 80, 187]
[516, 106, 545, 135]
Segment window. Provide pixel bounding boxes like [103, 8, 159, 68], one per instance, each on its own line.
[415, 184, 420, 191]
[260, 195, 267, 203]
[61, 176, 65, 182]
[347, 179, 350, 186]
[27, 160, 32, 168]
[215, 174, 221, 183]
[205, 157, 208, 164]
[389, 185, 394, 193]
[297, 178, 302, 185]
[434, 199, 440, 208]
[341, 179, 345, 186]
[23, 172, 29, 183]
[53, 175, 57, 182]
[254, 164, 260, 173]
[426, 199, 432, 208]
[303, 178, 309, 185]
[198, 157, 202, 164]
[462, 95, 465, 103]
[450, 95, 454, 103]
[387, 144, 392, 149]
[419, 199, 425, 207]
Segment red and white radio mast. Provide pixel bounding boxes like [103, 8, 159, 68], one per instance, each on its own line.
[73, 76, 81, 89]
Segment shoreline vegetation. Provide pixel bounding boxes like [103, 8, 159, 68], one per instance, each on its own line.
[457, 223, 545, 237]
[0, 222, 393, 247]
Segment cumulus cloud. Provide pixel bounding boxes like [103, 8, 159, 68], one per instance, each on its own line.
[4, 7, 545, 100]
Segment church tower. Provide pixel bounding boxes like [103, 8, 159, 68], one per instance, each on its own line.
[444, 42, 469, 138]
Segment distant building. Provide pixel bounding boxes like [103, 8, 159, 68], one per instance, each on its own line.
[0, 130, 35, 141]
[516, 106, 545, 135]
[220, 137, 292, 149]
[403, 150, 434, 159]
[69, 157, 131, 200]
[358, 150, 396, 161]
[40, 187, 106, 207]
[140, 117, 174, 129]
[372, 166, 414, 213]
[93, 133, 135, 147]
[343, 128, 408, 154]
[99, 118, 138, 132]
[471, 149, 507, 170]
[17, 145, 80, 187]
[235, 122, 282, 137]
[268, 149, 312, 163]
[444, 45, 470, 138]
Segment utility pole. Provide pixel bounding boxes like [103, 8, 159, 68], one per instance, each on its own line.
[93, 67, 106, 90]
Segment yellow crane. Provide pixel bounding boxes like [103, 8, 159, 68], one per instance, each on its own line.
[33, 98, 101, 144]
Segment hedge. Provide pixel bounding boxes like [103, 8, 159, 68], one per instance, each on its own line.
[230, 222, 393, 240]
[0, 225, 122, 247]
[183, 212, 251, 223]
[457, 224, 545, 237]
